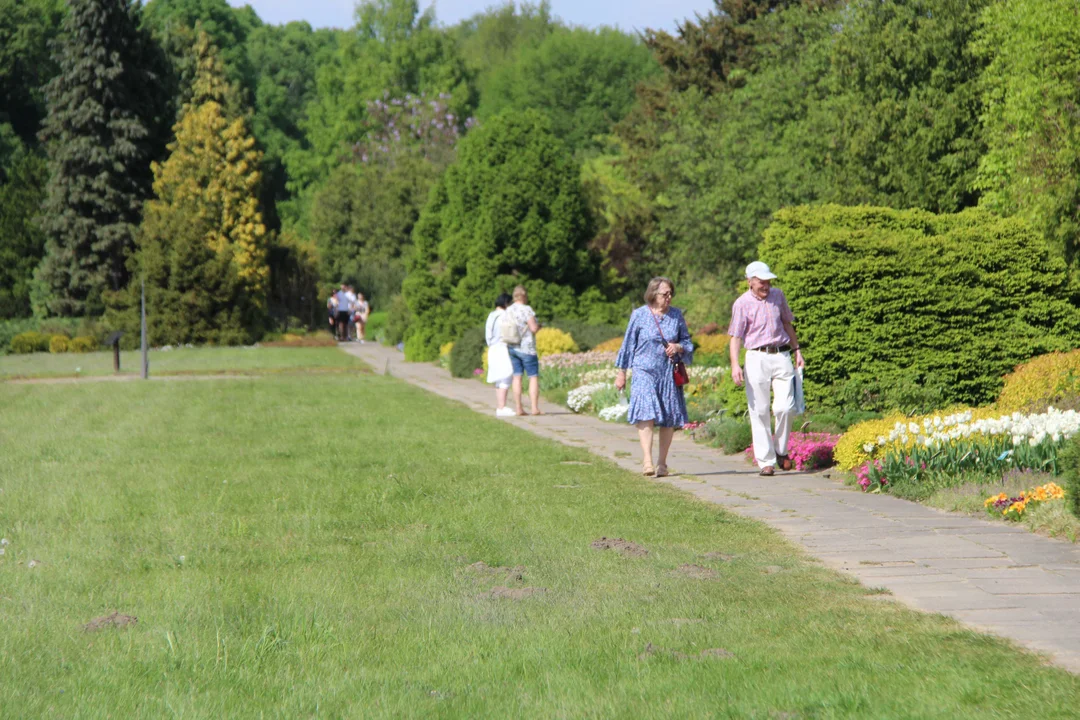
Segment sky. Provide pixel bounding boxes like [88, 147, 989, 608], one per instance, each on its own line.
[227, 0, 715, 34]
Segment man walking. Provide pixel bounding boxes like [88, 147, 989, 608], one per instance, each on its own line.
[334, 283, 352, 342]
[728, 261, 805, 476]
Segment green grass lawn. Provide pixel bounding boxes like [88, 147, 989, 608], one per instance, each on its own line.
[0, 345, 364, 379]
[2, 373, 1079, 717]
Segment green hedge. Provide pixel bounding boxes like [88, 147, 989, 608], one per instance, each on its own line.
[760, 205, 1080, 411]
[1058, 437, 1080, 519]
[449, 327, 487, 379]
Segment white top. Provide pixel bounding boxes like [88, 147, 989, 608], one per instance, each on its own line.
[354, 301, 369, 317]
[345, 290, 357, 311]
[485, 308, 505, 347]
[506, 303, 537, 355]
[335, 290, 351, 312]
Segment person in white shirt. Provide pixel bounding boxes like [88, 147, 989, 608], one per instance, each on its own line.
[345, 285, 358, 341]
[485, 293, 515, 417]
[334, 284, 352, 342]
[505, 285, 542, 415]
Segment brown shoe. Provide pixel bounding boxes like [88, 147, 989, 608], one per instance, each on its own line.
[777, 455, 793, 471]
[759, 466, 775, 477]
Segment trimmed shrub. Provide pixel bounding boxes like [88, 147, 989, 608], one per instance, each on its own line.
[49, 335, 70, 353]
[1053, 435, 1080, 519]
[592, 337, 623, 353]
[761, 205, 1080, 411]
[366, 311, 387, 341]
[449, 327, 486, 378]
[535, 328, 578, 358]
[694, 334, 729, 356]
[547, 320, 624, 351]
[10, 331, 49, 354]
[997, 351, 1080, 413]
[68, 336, 99, 353]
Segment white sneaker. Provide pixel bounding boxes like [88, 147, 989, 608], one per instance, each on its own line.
[495, 407, 516, 417]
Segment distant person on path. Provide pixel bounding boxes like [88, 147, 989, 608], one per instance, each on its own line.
[334, 284, 352, 342]
[505, 285, 542, 416]
[615, 277, 693, 478]
[354, 292, 370, 343]
[485, 293, 515, 417]
[327, 291, 338, 332]
[728, 261, 805, 477]
[345, 285, 358, 340]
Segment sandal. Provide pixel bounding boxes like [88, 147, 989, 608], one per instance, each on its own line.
[655, 464, 669, 478]
[759, 466, 775, 477]
[643, 463, 656, 477]
[777, 454, 793, 471]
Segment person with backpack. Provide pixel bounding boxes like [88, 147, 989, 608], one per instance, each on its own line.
[502, 285, 542, 416]
[485, 293, 515, 417]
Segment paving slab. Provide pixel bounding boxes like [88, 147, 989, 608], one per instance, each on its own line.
[341, 341, 1080, 674]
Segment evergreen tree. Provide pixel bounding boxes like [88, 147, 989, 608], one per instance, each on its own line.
[123, 31, 269, 345]
[0, 148, 48, 318]
[401, 110, 599, 360]
[36, 0, 168, 316]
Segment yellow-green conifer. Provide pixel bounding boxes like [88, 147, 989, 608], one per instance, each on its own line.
[129, 30, 269, 344]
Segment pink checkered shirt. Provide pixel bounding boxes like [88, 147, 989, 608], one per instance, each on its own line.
[728, 288, 794, 349]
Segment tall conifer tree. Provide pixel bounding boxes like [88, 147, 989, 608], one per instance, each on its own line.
[36, 0, 166, 316]
[130, 31, 269, 345]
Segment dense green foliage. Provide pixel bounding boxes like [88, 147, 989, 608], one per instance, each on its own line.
[478, 28, 658, 155]
[0, 151, 47, 318]
[1060, 437, 1080, 520]
[973, 0, 1080, 266]
[547, 319, 624, 352]
[36, 0, 170, 317]
[448, 326, 486, 378]
[761, 205, 1080, 410]
[402, 110, 599, 361]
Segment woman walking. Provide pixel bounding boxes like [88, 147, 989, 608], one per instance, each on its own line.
[505, 285, 542, 416]
[485, 293, 515, 417]
[614, 277, 693, 477]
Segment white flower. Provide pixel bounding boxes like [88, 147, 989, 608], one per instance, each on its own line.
[863, 443, 875, 453]
[877, 436, 887, 446]
[0, 538, 8, 546]
[908, 422, 919, 434]
[599, 404, 629, 422]
[567, 383, 612, 413]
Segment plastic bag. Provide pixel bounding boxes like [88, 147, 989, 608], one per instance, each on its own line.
[793, 367, 805, 416]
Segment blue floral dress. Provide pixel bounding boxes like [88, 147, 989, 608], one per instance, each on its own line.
[615, 306, 694, 427]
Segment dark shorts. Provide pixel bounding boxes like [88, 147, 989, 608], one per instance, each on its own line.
[508, 347, 539, 377]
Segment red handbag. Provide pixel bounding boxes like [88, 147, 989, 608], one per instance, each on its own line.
[652, 311, 690, 387]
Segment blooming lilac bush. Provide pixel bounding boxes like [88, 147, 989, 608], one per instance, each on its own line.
[353, 92, 475, 167]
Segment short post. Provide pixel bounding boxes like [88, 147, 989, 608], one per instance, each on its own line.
[105, 331, 124, 373]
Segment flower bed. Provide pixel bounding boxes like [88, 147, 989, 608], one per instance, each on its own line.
[985, 482, 1065, 521]
[856, 408, 1080, 492]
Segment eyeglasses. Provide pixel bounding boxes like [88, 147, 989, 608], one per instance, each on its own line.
[657, 292, 672, 298]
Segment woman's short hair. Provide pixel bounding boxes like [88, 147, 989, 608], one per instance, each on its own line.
[512, 285, 528, 302]
[495, 293, 512, 309]
[644, 277, 675, 305]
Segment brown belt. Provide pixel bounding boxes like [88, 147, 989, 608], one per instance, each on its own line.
[749, 344, 791, 354]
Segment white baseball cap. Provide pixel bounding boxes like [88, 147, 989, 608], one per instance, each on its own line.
[745, 261, 777, 280]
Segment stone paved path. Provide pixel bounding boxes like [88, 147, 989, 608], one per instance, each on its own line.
[344, 341, 1080, 673]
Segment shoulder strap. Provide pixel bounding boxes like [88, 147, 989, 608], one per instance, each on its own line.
[651, 310, 668, 344]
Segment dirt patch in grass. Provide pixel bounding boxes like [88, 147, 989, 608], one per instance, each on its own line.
[591, 537, 648, 557]
[676, 564, 719, 580]
[763, 565, 783, 575]
[467, 561, 525, 582]
[480, 586, 547, 600]
[83, 612, 137, 632]
[638, 642, 735, 661]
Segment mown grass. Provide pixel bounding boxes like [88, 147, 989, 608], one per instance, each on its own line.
[0, 346, 365, 379]
[1, 374, 1079, 717]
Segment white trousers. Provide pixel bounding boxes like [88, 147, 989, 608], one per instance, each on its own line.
[745, 350, 795, 468]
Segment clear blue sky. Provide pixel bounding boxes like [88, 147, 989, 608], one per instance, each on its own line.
[227, 0, 715, 34]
